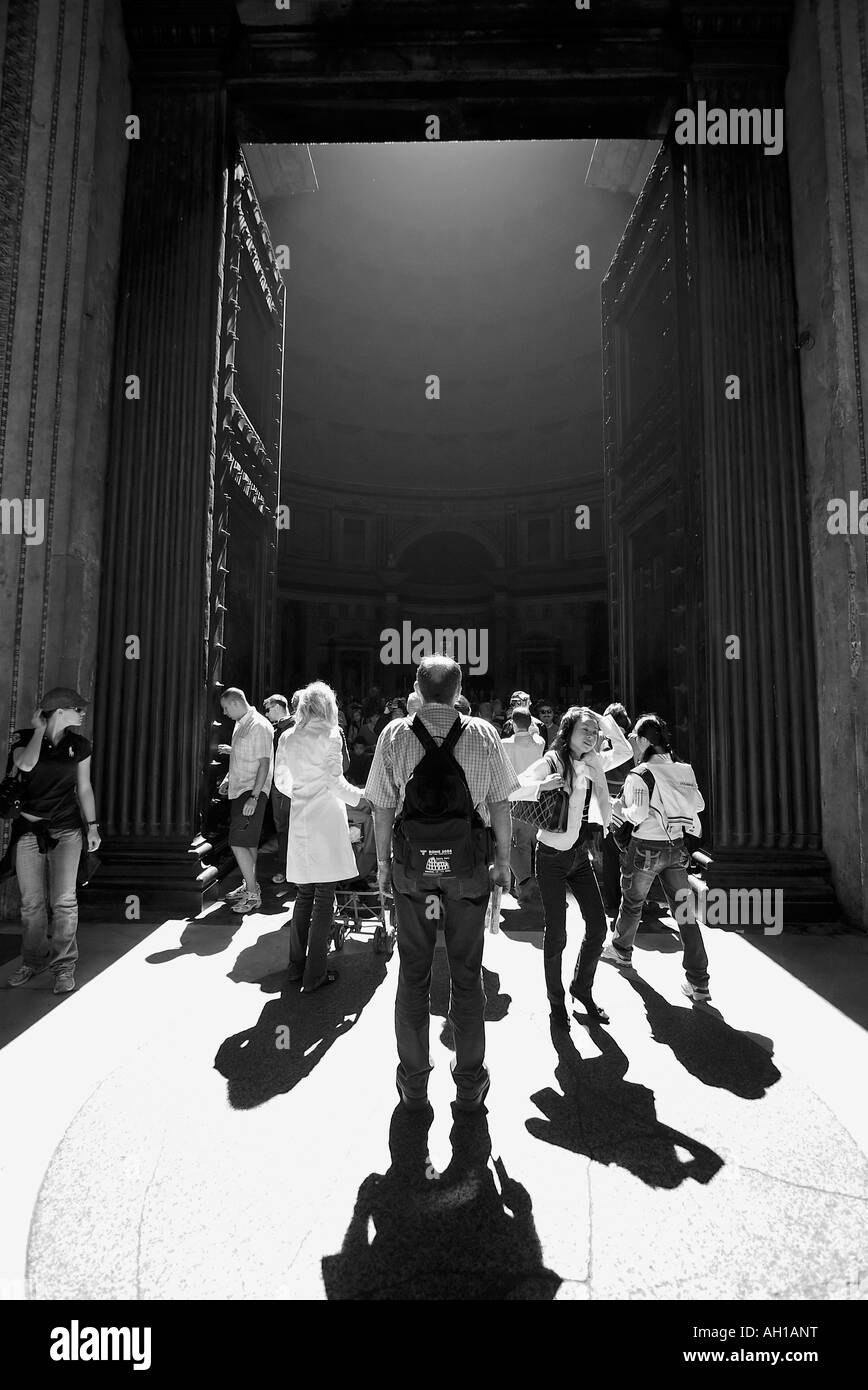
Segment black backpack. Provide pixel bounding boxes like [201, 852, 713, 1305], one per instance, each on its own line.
[394, 715, 487, 879]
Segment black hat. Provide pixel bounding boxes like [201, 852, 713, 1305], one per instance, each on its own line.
[40, 687, 88, 712]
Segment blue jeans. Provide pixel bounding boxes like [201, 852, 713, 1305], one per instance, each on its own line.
[391, 855, 490, 1101]
[536, 837, 608, 1002]
[612, 837, 709, 986]
[15, 827, 82, 974]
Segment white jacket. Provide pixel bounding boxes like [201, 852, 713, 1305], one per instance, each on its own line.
[620, 755, 704, 841]
[274, 720, 364, 884]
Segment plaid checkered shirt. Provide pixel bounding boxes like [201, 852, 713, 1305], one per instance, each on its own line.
[364, 704, 520, 825]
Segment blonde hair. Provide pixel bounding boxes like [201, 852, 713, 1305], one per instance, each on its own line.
[294, 681, 339, 729]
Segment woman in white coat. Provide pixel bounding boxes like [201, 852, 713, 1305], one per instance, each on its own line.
[274, 681, 366, 993]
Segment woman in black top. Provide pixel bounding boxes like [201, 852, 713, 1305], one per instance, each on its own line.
[4, 687, 101, 995]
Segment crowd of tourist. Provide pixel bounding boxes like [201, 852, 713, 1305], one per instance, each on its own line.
[206, 660, 708, 1108]
[3, 661, 708, 1118]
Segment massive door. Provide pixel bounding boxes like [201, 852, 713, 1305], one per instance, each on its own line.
[90, 127, 284, 917]
[602, 143, 704, 775]
[203, 152, 285, 852]
[602, 132, 835, 918]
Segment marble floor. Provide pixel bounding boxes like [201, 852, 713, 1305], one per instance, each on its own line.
[1, 882, 867, 1301]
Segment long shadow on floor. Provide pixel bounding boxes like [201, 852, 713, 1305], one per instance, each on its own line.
[146, 905, 275, 966]
[322, 1104, 561, 1299]
[214, 947, 388, 1109]
[626, 974, 780, 1099]
[526, 1023, 723, 1189]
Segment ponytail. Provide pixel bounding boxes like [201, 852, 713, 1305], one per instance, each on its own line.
[633, 713, 679, 763]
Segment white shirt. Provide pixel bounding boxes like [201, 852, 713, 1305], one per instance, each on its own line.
[620, 754, 704, 841]
[510, 714, 633, 850]
[501, 730, 545, 777]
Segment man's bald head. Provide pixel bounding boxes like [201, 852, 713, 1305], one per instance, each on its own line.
[415, 655, 461, 706]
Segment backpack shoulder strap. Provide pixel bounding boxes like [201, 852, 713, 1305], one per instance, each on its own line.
[441, 716, 466, 755]
[636, 767, 678, 843]
[409, 714, 440, 755]
[637, 768, 656, 795]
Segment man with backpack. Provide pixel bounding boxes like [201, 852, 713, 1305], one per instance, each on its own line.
[365, 655, 519, 1113]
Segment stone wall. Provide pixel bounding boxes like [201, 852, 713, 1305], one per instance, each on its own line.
[787, 0, 868, 927]
[0, 0, 129, 917]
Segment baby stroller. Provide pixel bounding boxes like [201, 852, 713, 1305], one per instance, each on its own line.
[332, 801, 396, 958]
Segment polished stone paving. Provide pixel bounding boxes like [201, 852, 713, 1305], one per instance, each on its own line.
[1, 886, 867, 1301]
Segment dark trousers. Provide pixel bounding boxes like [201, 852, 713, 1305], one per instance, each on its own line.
[601, 829, 624, 915]
[509, 818, 537, 887]
[288, 881, 336, 989]
[271, 785, 291, 871]
[391, 855, 490, 1101]
[536, 838, 608, 1003]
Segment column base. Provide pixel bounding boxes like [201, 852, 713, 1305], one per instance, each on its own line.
[79, 833, 234, 922]
[695, 847, 841, 927]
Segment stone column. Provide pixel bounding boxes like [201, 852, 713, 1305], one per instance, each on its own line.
[786, 0, 868, 928]
[680, 71, 837, 917]
[87, 62, 231, 915]
[0, 0, 129, 919]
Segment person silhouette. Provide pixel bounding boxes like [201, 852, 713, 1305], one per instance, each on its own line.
[322, 1106, 561, 1299]
[625, 973, 780, 1100]
[527, 1023, 723, 1189]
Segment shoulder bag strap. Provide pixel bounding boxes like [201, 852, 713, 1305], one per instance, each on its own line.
[639, 768, 676, 845]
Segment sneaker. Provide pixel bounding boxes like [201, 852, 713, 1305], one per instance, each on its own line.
[601, 942, 632, 968]
[681, 980, 711, 1003]
[7, 963, 48, 988]
[231, 890, 261, 915]
[272, 873, 286, 885]
[53, 973, 76, 995]
[224, 883, 247, 902]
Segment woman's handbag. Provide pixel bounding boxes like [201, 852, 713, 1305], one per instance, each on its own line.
[510, 755, 570, 835]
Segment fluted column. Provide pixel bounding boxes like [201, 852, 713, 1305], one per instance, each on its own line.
[682, 83, 836, 913]
[89, 76, 229, 913]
